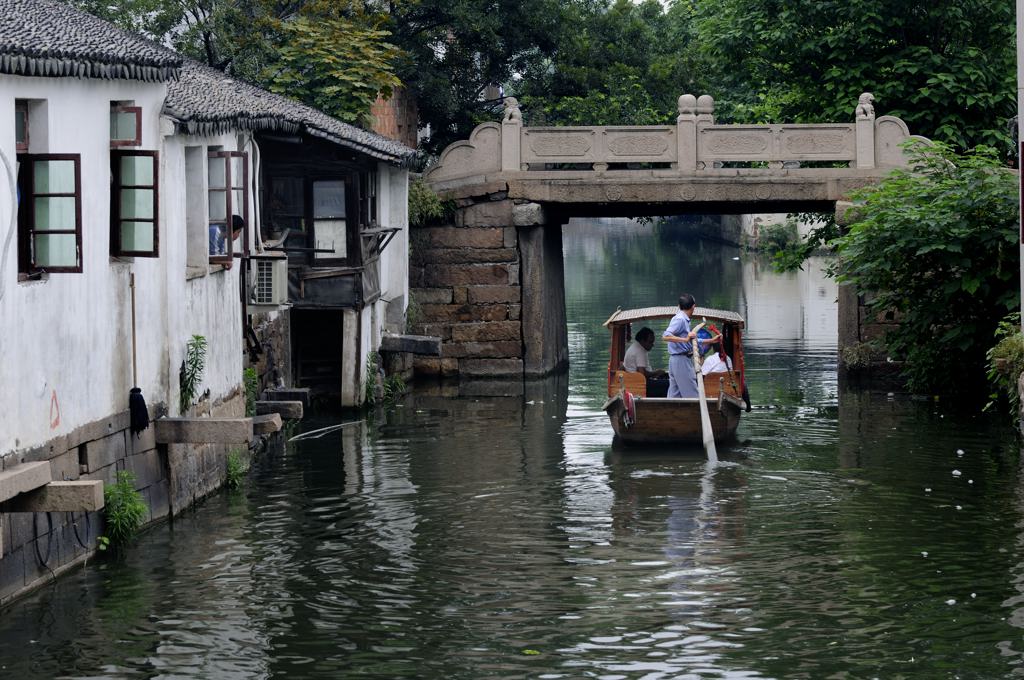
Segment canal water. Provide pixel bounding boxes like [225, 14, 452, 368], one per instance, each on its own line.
[2, 219, 1023, 679]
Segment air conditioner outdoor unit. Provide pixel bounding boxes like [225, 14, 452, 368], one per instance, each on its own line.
[248, 253, 288, 310]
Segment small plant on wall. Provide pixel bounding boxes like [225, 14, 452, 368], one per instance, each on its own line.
[98, 470, 147, 552]
[226, 448, 248, 489]
[244, 367, 259, 417]
[179, 334, 207, 414]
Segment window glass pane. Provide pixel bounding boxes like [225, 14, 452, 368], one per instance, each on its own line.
[233, 189, 245, 217]
[34, 160, 75, 193]
[208, 156, 226, 189]
[121, 221, 155, 252]
[314, 219, 347, 259]
[208, 223, 227, 256]
[34, 197, 76, 230]
[120, 188, 154, 219]
[110, 110, 137, 141]
[313, 181, 345, 219]
[209, 190, 227, 221]
[231, 156, 244, 188]
[120, 155, 154, 185]
[15, 106, 27, 146]
[34, 233, 77, 267]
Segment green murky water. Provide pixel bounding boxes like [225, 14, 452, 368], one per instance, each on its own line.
[1, 220, 1021, 679]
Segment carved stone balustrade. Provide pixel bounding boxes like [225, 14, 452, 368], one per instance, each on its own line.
[425, 92, 929, 194]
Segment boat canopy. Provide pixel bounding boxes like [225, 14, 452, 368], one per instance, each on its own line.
[603, 306, 745, 328]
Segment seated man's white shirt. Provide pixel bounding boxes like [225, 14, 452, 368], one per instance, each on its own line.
[623, 341, 650, 372]
[701, 353, 733, 375]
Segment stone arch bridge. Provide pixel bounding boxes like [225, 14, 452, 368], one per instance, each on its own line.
[413, 93, 927, 380]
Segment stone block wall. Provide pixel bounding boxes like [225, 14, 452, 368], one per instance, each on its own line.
[249, 311, 292, 395]
[410, 195, 525, 378]
[0, 391, 247, 606]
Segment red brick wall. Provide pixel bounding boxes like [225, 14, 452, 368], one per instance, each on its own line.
[370, 87, 418, 149]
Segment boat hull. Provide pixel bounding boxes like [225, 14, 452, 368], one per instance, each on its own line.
[603, 395, 742, 445]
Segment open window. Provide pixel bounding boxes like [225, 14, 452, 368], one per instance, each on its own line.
[111, 150, 158, 256]
[17, 155, 82, 273]
[207, 150, 248, 264]
[110, 103, 142, 147]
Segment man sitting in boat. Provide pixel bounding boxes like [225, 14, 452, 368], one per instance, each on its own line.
[623, 327, 669, 397]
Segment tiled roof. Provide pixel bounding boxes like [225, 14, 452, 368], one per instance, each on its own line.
[0, 0, 181, 81]
[164, 61, 415, 165]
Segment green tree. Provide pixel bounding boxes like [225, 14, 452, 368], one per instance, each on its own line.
[385, 0, 565, 152]
[832, 141, 1020, 393]
[515, 0, 705, 126]
[68, 0, 401, 127]
[696, 0, 1017, 152]
[266, 13, 401, 125]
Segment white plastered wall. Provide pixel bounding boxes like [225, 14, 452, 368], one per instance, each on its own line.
[0, 75, 246, 457]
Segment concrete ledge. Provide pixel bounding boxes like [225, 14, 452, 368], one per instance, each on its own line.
[255, 401, 303, 420]
[262, 388, 311, 407]
[155, 417, 252, 444]
[252, 413, 283, 435]
[380, 334, 442, 356]
[0, 462, 51, 504]
[3, 481, 104, 512]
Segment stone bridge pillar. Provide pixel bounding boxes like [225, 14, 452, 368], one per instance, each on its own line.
[409, 188, 568, 380]
[515, 203, 568, 377]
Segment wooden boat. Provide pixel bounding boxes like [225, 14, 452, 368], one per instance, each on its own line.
[601, 305, 750, 445]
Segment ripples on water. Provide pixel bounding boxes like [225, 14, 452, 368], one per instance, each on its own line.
[1, 224, 1023, 679]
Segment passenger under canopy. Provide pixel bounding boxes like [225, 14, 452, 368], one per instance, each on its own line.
[602, 305, 750, 445]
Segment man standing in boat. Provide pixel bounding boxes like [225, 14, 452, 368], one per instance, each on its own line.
[662, 294, 700, 398]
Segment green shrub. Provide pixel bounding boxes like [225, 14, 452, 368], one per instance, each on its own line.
[408, 178, 453, 227]
[383, 373, 406, 403]
[832, 141, 1020, 393]
[746, 219, 799, 253]
[986, 313, 1024, 418]
[840, 341, 881, 370]
[244, 367, 259, 417]
[179, 334, 207, 414]
[100, 471, 147, 550]
[226, 449, 248, 489]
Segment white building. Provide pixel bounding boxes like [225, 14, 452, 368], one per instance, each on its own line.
[0, 0, 412, 603]
[164, 62, 414, 407]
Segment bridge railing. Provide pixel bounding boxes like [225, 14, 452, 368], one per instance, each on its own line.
[425, 92, 925, 187]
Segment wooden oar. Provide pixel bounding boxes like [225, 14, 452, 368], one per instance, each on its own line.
[692, 329, 718, 463]
[663, 322, 718, 461]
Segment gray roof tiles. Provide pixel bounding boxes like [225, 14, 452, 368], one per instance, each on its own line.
[165, 61, 415, 165]
[0, 0, 182, 81]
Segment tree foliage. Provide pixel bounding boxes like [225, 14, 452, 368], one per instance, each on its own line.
[385, 0, 564, 152]
[515, 0, 705, 127]
[695, 0, 1017, 152]
[267, 12, 401, 125]
[831, 142, 1020, 393]
[68, 0, 401, 126]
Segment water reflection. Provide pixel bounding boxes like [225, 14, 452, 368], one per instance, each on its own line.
[0, 219, 1022, 679]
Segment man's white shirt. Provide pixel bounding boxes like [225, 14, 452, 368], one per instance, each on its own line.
[623, 341, 649, 372]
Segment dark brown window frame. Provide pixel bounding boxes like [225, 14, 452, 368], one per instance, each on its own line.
[309, 176, 357, 266]
[111, 149, 159, 257]
[110, 105, 142, 147]
[17, 153, 83, 274]
[14, 100, 28, 152]
[207, 150, 249, 265]
[359, 171, 378, 227]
